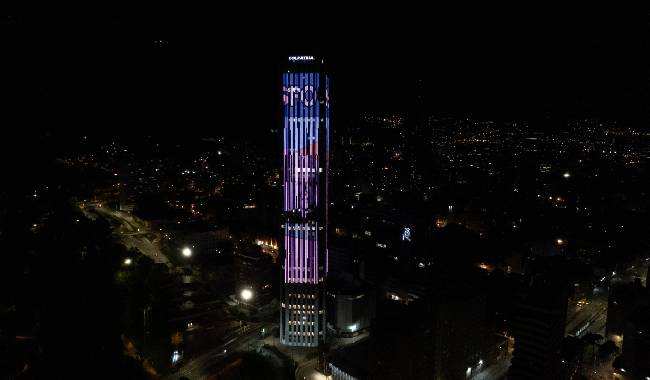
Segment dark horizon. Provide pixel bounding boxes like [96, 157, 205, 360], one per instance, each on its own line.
[3, 2, 649, 140]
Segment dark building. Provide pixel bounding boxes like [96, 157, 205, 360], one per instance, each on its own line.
[615, 306, 650, 379]
[118, 190, 135, 213]
[606, 279, 647, 337]
[328, 339, 373, 380]
[383, 273, 428, 305]
[280, 55, 330, 347]
[328, 302, 434, 380]
[508, 273, 569, 380]
[326, 273, 375, 337]
[559, 337, 584, 380]
[185, 231, 228, 257]
[433, 279, 493, 380]
[235, 249, 274, 304]
[327, 246, 357, 277]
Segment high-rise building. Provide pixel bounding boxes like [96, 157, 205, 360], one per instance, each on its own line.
[433, 281, 492, 380]
[508, 273, 569, 380]
[280, 55, 330, 347]
[616, 306, 650, 378]
[606, 279, 646, 338]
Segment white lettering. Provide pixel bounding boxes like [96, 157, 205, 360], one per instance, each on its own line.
[289, 55, 315, 61]
[283, 85, 319, 107]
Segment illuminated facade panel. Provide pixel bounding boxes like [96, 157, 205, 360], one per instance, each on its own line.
[280, 57, 329, 347]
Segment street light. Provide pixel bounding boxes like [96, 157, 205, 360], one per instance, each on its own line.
[182, 247, 192, 258]
[240, 288, 253, 302]
[124, 258, 132, 265]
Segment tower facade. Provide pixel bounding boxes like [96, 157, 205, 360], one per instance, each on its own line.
[280, 55, 330, 347]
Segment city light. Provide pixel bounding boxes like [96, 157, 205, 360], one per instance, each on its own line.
[401, 227, 411, 241]
[256, 239, 278, 250]
[8, 18, 650, 379]
[240, 288, 253, 301]
[171, 350, 181, 365]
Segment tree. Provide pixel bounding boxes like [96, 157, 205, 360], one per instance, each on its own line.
[582, 333, 604, 367]
[598, 340, 618, 359]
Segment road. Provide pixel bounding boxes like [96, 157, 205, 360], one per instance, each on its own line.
[582, 347, 618, 380]
[164, 323, 271, 380]
[565, 296, 608, 338]
[80, 201, 290, 380]
[81, 203, 171, 267]
[295, 358, 330, 380]
[565, 262, 649, 341]
[472, 357, 510, 380]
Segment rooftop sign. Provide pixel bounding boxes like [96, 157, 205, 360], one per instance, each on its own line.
[288, 55, 315, 61]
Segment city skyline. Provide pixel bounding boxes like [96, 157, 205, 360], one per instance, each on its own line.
[2, 3, 650, 380]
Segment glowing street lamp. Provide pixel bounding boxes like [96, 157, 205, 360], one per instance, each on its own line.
[182, 247, 192, 258]
[124, 258, 132, 265]
[240, 288, 253, 302]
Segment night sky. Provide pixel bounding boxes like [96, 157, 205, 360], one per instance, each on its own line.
[3, 1, 649, 141]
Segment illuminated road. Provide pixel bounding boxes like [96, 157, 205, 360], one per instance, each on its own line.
[565, 261, 649, 341]
[295, 358, 330, 380]
[82, 203, 171, 267]
[472, 357, 510, 380]
[163, 323, 271, 380]
[565, 296, 608, 338]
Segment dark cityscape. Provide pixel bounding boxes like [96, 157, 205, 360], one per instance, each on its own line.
[2, 2, 650, 380]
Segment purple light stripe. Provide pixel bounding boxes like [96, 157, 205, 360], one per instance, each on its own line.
[294, 223, 298, 282]
[284, 227, 288, 283]
[304, 229, 308, 282]
[282, 71, 324, 287]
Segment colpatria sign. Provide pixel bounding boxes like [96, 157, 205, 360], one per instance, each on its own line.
[288, 55, 315, 61]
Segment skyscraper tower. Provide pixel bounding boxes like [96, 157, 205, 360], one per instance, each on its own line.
[509, 272, 569, 380]
[280, 55, 329, 347]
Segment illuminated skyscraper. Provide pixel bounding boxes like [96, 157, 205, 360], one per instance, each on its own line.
[280, 55, 330, 347]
